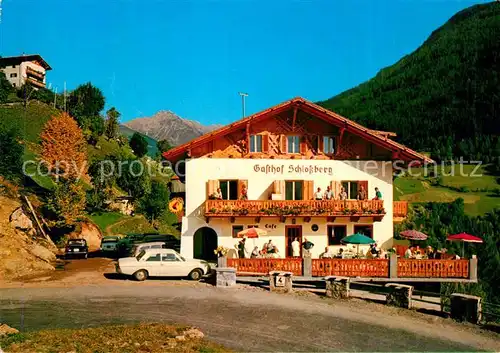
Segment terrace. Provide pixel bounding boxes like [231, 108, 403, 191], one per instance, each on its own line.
[226, 256, 476, 282]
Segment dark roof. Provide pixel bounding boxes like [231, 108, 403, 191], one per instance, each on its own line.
[163, 97, 433, 164]
[0, 54, 52, 70]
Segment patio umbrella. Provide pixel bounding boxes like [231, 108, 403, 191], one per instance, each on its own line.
[400, 230, 428, 241]
[237, 227, 267, 238]
[341, 233, 375, 255]
[447, 233, 483, 257]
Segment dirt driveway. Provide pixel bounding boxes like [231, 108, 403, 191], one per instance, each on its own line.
[0, 256, 213, 289]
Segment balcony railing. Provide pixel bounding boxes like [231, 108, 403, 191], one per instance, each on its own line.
[205, 199, 385, 218]
[26, 66, 45, 80]
[26, 76, 45, 88]
[393, 201, 408, 217]
[227, 258, 475, 280]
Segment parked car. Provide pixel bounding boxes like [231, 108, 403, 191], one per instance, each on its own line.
[117, 233, 180, 256]
[131, 241, 168, 257]
[65, 239, 88, 259]
[141, 234, 180, 252]
[116, 248, 210, 281]
[100, 236, 120, 253]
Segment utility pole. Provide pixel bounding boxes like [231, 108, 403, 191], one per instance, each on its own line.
[238, 92, 248, 118]
[63, 81, 67, 112]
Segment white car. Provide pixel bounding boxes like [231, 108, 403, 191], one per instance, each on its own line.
[116, 248, 211, 281]
[131, 241, 166, 257]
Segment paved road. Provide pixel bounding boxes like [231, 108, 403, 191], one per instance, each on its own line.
[0, 285, 498, 352]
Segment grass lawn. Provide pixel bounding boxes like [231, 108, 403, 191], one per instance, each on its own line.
[0, 323, 230, 353]
[107, 214, 180, 237]
[89, 212, 127, 235]
[0, 101, 59, 143]
[439, 164, 499, 191]
[395, 164, 500, 216]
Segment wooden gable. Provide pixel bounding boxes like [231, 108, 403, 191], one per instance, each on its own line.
[164, 97, 432, 164]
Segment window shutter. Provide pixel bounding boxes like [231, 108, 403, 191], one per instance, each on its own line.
[237, 180, 248, 199]
[273, 180, 285, 197]
[331, 181, 342, 200]
[206, 180, 219, 197]
[303, 180, 314, 200]
[358, 180, 368, 199]
[318, 135, 323, 154]
[280, 135, 287, 153]
[262, 134, 269, 153]
[300, 136, 307, 154]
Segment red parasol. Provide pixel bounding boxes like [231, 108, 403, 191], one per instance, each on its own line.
[400, 230, 428, 241]
[447, 233, 483, 243]
[447, 233, 483, 257]
[236, 227, 266, 239]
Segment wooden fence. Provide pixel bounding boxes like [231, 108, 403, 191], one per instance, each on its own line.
[397, 259, 469, 278]
[311, 259, 389, 277]
[227, 258, 302, 276]
[226, 257, 473, 279]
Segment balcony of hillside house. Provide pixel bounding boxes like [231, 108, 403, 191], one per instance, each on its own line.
[26, 66, 45, 80]
[26, 76, 45, 88]
[205, 199, 386, 221]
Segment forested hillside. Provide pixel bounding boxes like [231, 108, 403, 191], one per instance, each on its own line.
[319, 2, 500, 162]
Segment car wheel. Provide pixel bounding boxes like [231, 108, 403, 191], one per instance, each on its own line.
[84, 253, 88, 259]
[133, 270, 148, 281]
[188, 268, 203, 281]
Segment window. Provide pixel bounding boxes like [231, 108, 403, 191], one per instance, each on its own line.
[249, 135, 263, 153]
[12, 83, 16, 87]
[341, 181, 359, 200]
[146, 253, 161, 261]
[162, 253, 178, 261]
[247, 225, 258, 228]
[354, 225, 373, 238]
[323, 136, 335, 154]
[328, 225, 347, 245]
[232, 225, 244, 238]
[285, 181, 303, 200]
[10, 73, 17, 78]
[287, 135, 300, 153]
[219, 180, 238, 200]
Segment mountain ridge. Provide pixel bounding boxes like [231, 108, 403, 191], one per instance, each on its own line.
[124, 110, 221, 146]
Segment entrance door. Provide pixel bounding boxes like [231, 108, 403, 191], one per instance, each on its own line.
[285, 225, 302, 258]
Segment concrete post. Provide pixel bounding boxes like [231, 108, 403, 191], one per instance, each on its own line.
[450, 293, 482, 324]
[215, 267, 236, 287]
[303, 257, 312, 277]
[325, 276, 350, 299]
[385, 283, 413, 309]
[469, 257, 478, 281]
[389, 253, 398, 279]
[269, 271, 293, 293]
[217, 256, 227, 268]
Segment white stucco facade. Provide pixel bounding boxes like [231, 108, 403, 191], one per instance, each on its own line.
[181, 158, 394, 259]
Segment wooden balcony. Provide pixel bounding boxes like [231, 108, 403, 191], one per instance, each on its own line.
[26, 66, 45, 80]
[26, 76, 45, 89]
[393, 201, 408, 217]
[205, 199, 385, 221]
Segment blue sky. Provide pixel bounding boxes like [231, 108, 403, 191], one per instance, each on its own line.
[0, 0, 489, 125]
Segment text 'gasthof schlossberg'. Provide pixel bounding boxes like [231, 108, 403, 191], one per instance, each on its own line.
[253, 164, 333, 175]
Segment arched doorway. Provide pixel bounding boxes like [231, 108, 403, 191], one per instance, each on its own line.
[193, 227, 218, 260]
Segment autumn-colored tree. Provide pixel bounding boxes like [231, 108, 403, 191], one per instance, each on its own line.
[40, 112, 88, 180]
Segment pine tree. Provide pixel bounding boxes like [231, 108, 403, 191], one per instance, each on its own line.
[105, 107, 120, 139]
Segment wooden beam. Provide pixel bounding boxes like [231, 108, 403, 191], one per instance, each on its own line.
[245, 122, 250, 154]
[292, 106, 298, 131]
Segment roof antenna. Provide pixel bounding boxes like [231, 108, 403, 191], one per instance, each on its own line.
[238, 92, 248, 118]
